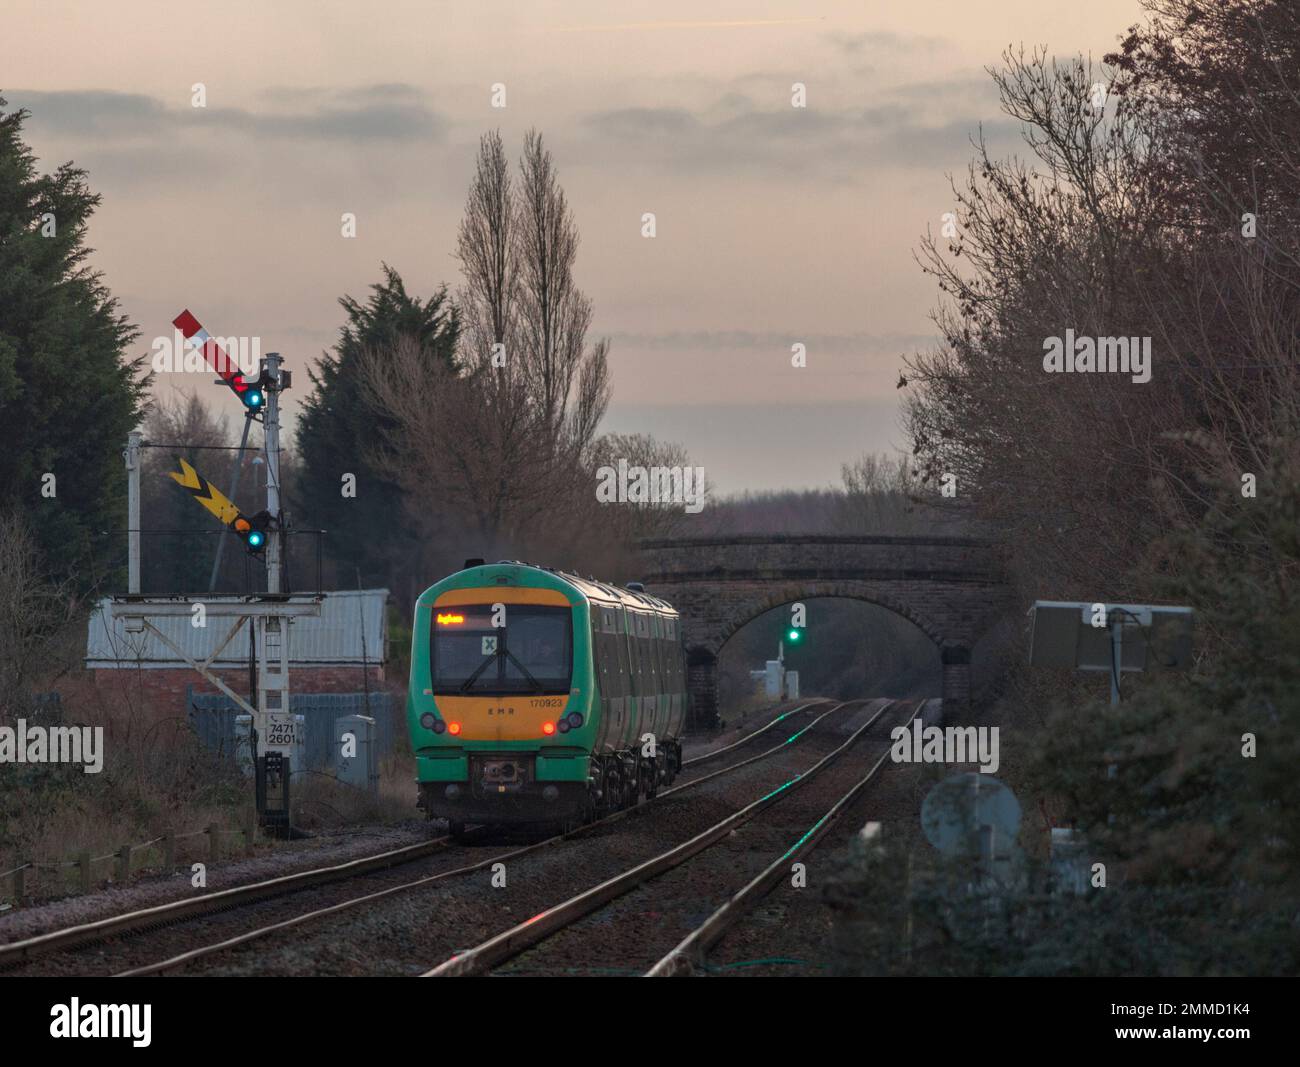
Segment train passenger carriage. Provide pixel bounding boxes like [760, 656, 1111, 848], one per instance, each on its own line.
[407, 560, 687, 832]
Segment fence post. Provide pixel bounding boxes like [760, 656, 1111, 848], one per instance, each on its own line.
[208, 822, 220, 863]
[244, 808, 256, 855]
[163, 833, 175, 871]
[116, 845, 132, 884]
[79, 850, 92, 894]
[14, 862, 27, 907]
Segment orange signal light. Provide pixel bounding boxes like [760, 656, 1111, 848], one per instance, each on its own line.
[542, 721, 556, 736]
[447, 722, 462, 736]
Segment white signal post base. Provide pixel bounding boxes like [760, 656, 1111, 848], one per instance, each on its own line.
[256, 614, 295, 751]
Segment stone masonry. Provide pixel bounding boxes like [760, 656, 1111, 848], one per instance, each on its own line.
[638, 534, 1014, 727]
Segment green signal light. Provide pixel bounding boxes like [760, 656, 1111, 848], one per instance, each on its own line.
[787, 629, 802, 642]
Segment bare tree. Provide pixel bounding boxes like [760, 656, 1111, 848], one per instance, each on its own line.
[456, 130, 519, 366]
[587, 432, 707, 541]
[355, 130, 614, 568]
[837, 453, 947, 535]
[514, 129, 610, 460]
[354, 335, 556, 559]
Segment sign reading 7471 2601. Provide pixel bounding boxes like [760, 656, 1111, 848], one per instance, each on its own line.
[264, 715, 300, 754]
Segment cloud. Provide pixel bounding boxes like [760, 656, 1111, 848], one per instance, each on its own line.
[3, 90, 168, 137]
[823, 30, 944, 55]
[5, 86, 448, 143]
[608, 329, 937, 355]
[579, 81, 1019, 178]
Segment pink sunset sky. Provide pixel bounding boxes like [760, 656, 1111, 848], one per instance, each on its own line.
[5, 0, 1145, 492]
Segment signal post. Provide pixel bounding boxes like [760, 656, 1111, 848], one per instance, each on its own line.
[113, 318, 320, 830]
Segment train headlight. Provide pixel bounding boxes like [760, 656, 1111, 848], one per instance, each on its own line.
[557, 719, 570, 734]
[448, 722, 462, 736]
[566, 712, 584, 729]
[542, 721, 556, 736]
[420, 712, 437, 730]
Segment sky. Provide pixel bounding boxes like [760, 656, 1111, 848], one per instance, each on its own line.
[4, 0, 1147, 493]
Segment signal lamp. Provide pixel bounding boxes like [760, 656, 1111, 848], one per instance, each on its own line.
[232, 509, 274, 556]
[542, 721, 556, 736]
[448, 722, 462, 736]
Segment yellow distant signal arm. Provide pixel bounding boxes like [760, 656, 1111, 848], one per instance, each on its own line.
[168, 457, 257, 540]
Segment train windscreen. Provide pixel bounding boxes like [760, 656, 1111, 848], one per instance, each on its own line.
[432, 604, 572, 695]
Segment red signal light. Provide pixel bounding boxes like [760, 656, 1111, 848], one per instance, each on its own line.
[542, 721, 556, 736]
[448, 722, 462, 736]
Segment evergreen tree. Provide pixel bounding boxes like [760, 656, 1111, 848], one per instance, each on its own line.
[0, 94, 148, 592]
[294, 264, 458, 589]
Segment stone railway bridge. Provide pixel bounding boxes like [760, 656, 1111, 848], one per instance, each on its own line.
[637, 534, 1015, 726]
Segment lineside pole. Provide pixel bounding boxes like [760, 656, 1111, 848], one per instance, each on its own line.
[126, 431, 141, 594]
[264, 352, 283, 596]
[255, 351, 292, 831]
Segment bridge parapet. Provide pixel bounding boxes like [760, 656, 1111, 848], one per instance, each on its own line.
[636, 535, 1014, 727]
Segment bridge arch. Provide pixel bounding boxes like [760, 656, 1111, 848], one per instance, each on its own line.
[637, 534, 1014, 727]
[712, 582, 947, 653]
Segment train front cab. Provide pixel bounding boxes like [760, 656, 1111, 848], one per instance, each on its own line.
[411, 579, 593, 828]
[409, 567, 688, 830]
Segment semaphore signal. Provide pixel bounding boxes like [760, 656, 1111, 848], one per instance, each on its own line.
[172, 308, 266, 411]
[167, 458, 273, 556]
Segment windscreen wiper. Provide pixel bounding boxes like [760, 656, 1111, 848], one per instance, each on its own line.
[503, 649, 545, 693]
[458, 653, 496, 693]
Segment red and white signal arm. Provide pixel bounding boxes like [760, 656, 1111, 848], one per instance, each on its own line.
[172, 309, 254, 399]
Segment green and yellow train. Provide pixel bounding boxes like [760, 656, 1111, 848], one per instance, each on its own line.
[407, 561, 687, 832]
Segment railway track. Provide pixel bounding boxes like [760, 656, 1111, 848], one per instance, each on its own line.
[0, 698, 838, 976]
[646, 698, 936, 976]
[422, 698, 916, 977]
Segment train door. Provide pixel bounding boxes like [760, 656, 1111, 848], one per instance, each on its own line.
[615, 605, 635, 749]
[590, 604, 610, 752]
